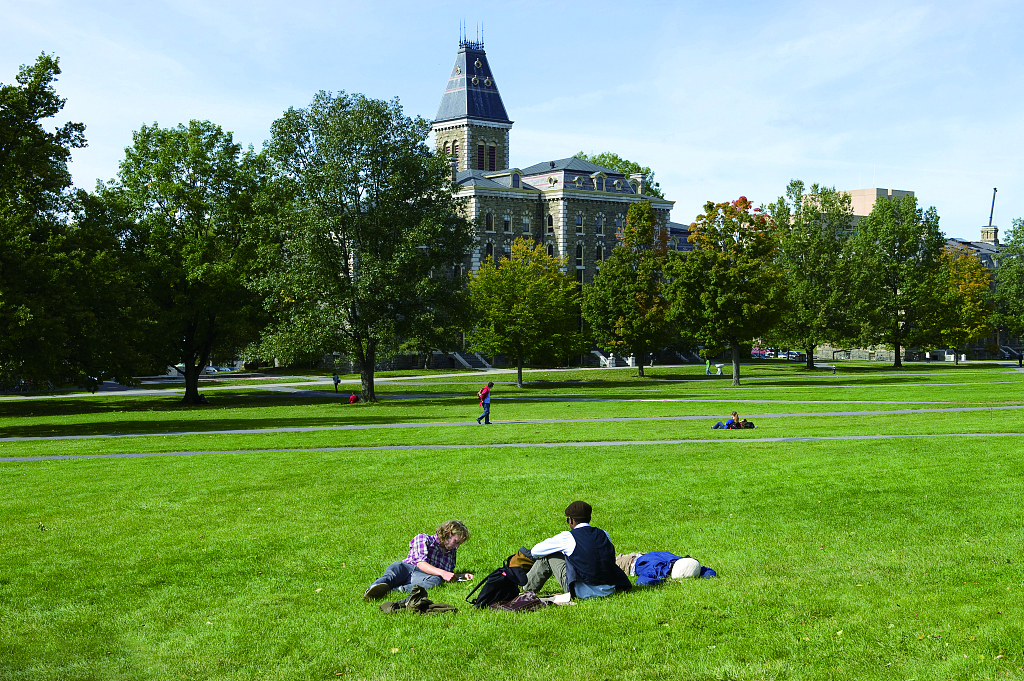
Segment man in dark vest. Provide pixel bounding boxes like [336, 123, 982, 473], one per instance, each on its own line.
[523, 501, 632, 599]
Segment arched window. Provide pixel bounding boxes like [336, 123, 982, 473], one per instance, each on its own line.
[575, 244, 583, 267]
[488, 145, 496, 171]
[485, 212, 494, 231]
[444, 142, 451, 156]
[452, 141, 459, 161]
[575, 214, 583, 234]
[546, 214, 554, 233]
[512, 173, 520, 188]
[596, 216, 603, 235]
[546, 243, 553, 256]
[596, 244, 605, 261]
[477, 144, 485, 170]
[485, 243, 493, 260]
[595, 177, 604, 191]
[503, 215, 511, 233]
[522, 216, 530, 233]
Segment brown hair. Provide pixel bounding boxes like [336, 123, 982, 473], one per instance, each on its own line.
[564, 500, 592, 523]
[436, 519, 470, 545]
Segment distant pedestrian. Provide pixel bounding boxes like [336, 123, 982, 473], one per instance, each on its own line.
[705, 359, 711, 376]
[476, 381, 494, 424]
[332, 373, 340, 392]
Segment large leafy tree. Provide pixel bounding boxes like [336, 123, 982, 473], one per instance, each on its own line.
[572, 151, 664, 199]
[111, 120, 270, 403]
[0, 54, 148, 390]
[667, 196, 786, 386]
[850, 194, 944, 368]
[582, 200, 675, 378]
[933, 245, 993, 365]
[766, 180, 856, 368]
[993, 218, 1024, 344]
[259, 92, 472, 402]
[469, 238, 586, 387]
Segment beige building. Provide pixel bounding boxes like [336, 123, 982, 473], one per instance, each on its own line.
[843, 187, 915, 228]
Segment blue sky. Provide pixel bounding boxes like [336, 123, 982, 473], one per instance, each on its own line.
[3, 0, 1021, 239]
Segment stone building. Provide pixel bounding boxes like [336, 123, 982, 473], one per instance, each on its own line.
[431, 38, 674, 283]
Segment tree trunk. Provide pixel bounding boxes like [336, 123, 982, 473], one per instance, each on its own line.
[893, 339, 903, 368]
[731, 337, 741, 387]
[805, 345, 815, 370]
[356, 339, 377, 402]
[516, 349, 524, 388]
[953, 346, 959, 366]
[636, 344, 646, 378]
[182, 362, 203, 404]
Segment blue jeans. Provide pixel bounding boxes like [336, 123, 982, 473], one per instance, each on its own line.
[478, 403, 490, 423]
[369, 560, 443, 594]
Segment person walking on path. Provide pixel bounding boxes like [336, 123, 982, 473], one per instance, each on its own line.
[363, 520, 473, 600]
[332, 373, 340, 392]
[705, 359, 711, 376]
[476, 381, 494, 424]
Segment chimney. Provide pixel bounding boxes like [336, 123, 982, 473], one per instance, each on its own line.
[629, 173, 646, 196]
[980, 226, 999, 245]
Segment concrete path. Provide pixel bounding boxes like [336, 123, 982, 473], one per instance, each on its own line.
[3, 404, 1024, 443]
[3, 431, 1022, 463]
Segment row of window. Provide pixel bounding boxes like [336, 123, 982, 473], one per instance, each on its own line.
[482, 212, 623, 234]
[481, 242, 607, 263]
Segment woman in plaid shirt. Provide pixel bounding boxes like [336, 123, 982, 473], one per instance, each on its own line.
[363, 520, 473, 600]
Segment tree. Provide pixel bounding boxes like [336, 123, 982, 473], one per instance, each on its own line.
[259, 92, 473, 402]
[933, 245, 993, 365]
[572, 151, 664, 199]
[582, 200, 675, 378]
[849, 194, 944, 368]
[111, 120, 270, 403]
[766, 180, 856, 368]
[0, 54, 148, 390]
[667, 196, 786, 386]
[469, 238, 586, 387]
[993, 218, 1024, 342]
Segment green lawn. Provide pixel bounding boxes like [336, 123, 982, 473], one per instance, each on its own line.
[2, 363, 1023, 680]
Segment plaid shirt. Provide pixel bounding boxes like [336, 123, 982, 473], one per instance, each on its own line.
[403, 533, 457, 572]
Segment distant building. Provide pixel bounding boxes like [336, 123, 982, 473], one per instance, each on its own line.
[842, 187, 915, 228]
[431, 38, 674, 282]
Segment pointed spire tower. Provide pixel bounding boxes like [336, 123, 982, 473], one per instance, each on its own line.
[432, 36, 512, 172]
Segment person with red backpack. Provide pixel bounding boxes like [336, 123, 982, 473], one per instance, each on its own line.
[476, 381, 494, 424]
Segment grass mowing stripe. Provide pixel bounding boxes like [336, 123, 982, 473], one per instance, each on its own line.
[3, 430, 1024, 463]
[5, 404, 1024, 442]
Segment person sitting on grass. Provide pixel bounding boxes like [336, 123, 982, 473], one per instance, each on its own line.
[363, 520, 474, 600]
[713, 411, 752, 429]
[615, 551, 717, 584]
[523, 501, 632, 599]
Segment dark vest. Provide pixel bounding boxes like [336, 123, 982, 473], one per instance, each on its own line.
[565, 526, 631, 593]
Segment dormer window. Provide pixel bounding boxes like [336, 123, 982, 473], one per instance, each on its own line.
[574, 177, 583, 188]
[595, 177, 604, 191]
[512, 173, 519, 188]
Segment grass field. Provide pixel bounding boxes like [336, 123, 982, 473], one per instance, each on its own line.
[2, 362, 1023, 680]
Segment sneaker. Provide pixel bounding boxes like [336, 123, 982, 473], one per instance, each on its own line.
[363, 582, 391, 600]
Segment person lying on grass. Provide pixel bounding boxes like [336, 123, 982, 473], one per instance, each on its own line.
[615, 551, 717, 584]
[363, 520, 474, 600]
[713, 411, 753, 429]
[523, 501, 632, 599]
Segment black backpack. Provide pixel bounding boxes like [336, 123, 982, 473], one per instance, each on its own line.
[465, 565, 528, 609]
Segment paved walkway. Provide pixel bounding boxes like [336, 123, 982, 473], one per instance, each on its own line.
[3, 404, 1024, 443]
[3, 431, 1021, 463]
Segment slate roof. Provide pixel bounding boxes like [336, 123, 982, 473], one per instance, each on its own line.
[434, 43, 511, 124]
[454, 170, 538, 190]
[519, 157, 623, 177]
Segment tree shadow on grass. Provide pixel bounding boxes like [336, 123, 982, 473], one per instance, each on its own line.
[0, 395, 475, 438]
